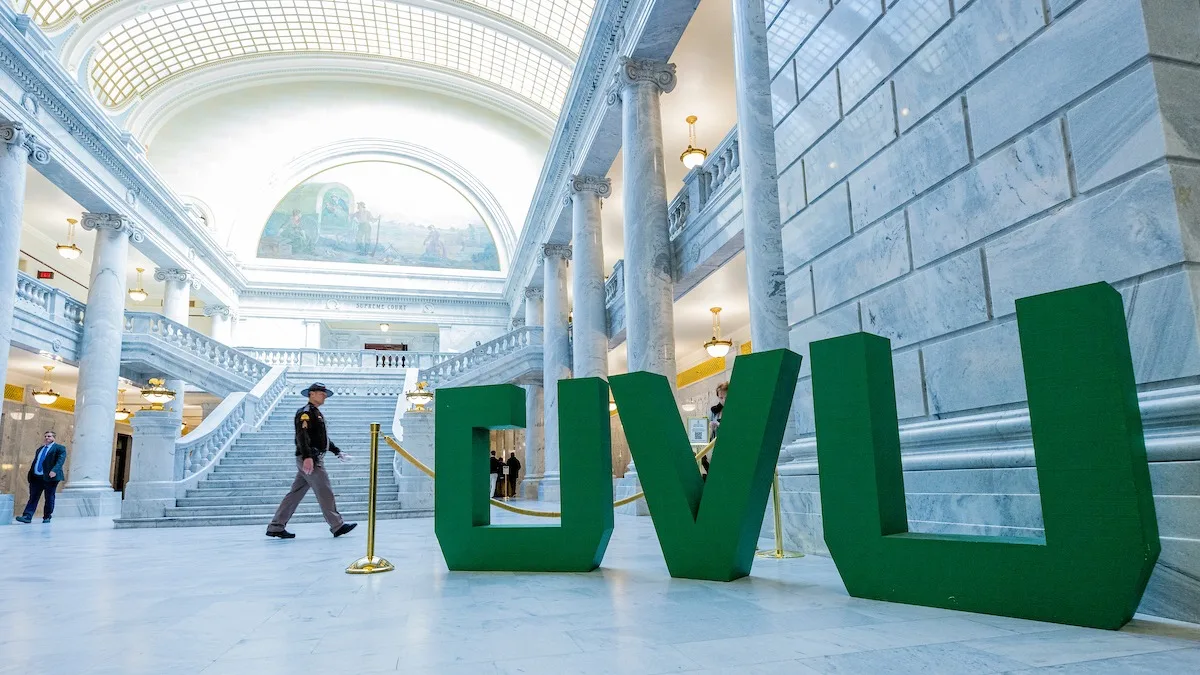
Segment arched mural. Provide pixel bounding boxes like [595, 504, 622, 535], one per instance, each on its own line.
[256, 162, 500, 271]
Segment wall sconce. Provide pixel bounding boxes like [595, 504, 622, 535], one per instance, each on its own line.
[380, 323, 390, 332]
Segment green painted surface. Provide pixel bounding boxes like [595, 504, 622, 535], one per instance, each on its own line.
[433, 379, 614, 572]
[611, 349, 802, 581]
[811, 282, 1160, 629]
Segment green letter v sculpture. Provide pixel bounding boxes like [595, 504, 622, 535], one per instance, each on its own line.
[611, 349, 802, 581]
[434, 378, 614, 572]
[811, 282, 1159, 629]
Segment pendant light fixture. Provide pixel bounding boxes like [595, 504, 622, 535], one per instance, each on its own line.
[406, 381, 434, 412]
[56, 218, 83, 260]
[140, 378, 176, 409]
[115, 388, 133, 422]
[128, 267, 148, 302]
[703, 307, 733, 359]
[680, 115, 708, 170]
[32, 365, 60, 406]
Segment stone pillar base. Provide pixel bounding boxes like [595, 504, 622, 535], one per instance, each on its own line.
[398, 476, 433, 510]
[522, 476, 543, 500]
[537, 475, 561, 504]
[614, 474, 650, 516]
[55, 489, 122, 517]
[121, 482, 175, 519]
[1, 494, 13, 524]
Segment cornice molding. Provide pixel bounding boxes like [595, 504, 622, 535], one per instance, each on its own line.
[81, 211, 144, 241]
[0, 121, 51, 163]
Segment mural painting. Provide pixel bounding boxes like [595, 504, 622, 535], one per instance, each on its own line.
[257, 161, 500, 271]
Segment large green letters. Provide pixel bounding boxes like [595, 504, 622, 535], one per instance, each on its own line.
[811, 282, 1159, 629]
[611, 349, 802, 581]
[433, 378, 614, 572]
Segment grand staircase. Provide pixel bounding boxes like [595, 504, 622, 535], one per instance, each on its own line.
[115, 394, 431, 528]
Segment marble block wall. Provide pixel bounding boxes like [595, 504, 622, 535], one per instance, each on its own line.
[766, 0, 1200, 623]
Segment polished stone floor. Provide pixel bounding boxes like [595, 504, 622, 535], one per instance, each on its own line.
[1, 509, 1199, 675]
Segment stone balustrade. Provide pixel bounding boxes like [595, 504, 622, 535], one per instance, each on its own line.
[121, 312, 269, 396]
[420, 326, 544, 388]
[607, 124, 744, 344]
[12, 271, 86, 362]
[245, 348, 454, 372]
[174, 365, 288, 481]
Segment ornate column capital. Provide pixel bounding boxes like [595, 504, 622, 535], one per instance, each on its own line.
[569, 174, 612, 198]
[202, 304, 232, 319]
[0, 121, 50, 164]
[525, 286, 544, 300]
[511, 317, 526, 329]
[154, 267, 202, 290]
[606, 57, 677, 105]
[542, 243, 573, 261]
[82, 212, 144, 242]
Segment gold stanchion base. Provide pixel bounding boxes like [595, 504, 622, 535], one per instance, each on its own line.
[346, 555, 395, 574]
[755, 549, 805, 559]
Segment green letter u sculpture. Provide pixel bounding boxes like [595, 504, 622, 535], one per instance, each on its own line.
[434, 378, 614, 572]
[811, 282, 1159, 629]
[611, 349, 802, 581]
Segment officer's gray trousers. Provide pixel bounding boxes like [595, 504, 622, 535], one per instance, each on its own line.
[267, 456, 344, 533]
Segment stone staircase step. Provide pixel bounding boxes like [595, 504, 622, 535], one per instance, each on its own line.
[166, 500, 396, 517]
[114, 508, 433, 529]
[178, 493, 398, 507]
[182, 488, 399, 501]
[198, 478, 389, 490]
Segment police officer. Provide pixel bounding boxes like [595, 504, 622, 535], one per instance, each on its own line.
[266, 383, 358, 539]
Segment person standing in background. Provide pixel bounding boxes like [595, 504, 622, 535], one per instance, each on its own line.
[15, 431, 67, 523]
[505, 451, 522, 498]
[490, 450, 504, 497]
[702, 382, 728, 480]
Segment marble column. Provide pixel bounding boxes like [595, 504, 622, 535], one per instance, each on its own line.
[569, 175, 612, 380]
[0, 122, 50, 392]
[541, 245, 572, 502]
[608, 58, 678, 383]
[156, 268, 198, 424]
[733, 0, 789, 352]
[521, 287, 545, 498]
[64, 213, 142, 515]
[204, 304, 233, 344]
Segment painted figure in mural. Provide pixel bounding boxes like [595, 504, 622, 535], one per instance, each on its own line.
[353, 202, 376, 255]
[278, 209, 308, 255]
[423, 225, 447, 259]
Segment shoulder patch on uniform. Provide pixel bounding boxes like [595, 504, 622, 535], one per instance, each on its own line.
[300, 413, 310, 421]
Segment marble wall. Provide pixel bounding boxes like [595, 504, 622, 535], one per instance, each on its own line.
[766, 0, 1200, 623]
[1, 399, 76, 517]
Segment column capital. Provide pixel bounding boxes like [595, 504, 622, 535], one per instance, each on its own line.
[569, 174, 612, 198]
[524, 286, 544, 300]
[511, 317, 526, 329]
[0, 121, 50, 164]
[202, 303, 232, 319]
[82, 212, 144, 242]
[154, 267, 201, 289]
[543, 243, 573, 261]
[606, 57, 677, 105]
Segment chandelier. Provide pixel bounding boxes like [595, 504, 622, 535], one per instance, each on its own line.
[141, 378, 176, 409]
[128, 267, 148, 302]
[680, 115, 708, 170]
[32, 365, 60, 406]
[703, 307, 733, 359]
[115, 388, 134, 422]
[56, 218, 82, 260]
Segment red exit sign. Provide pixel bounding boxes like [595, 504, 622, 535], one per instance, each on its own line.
[36, 271, 54, 280]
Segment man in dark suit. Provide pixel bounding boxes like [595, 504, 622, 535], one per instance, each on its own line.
[490, 451, 504, 497]
[505, 452, 522, 498]
[16, 431, 67, 523]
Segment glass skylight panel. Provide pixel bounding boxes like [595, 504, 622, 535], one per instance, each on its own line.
[89, 0, 572, 113]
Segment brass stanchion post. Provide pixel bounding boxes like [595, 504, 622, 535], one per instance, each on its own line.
[347, 423, 394, 574]
[756, 471, 804, 559]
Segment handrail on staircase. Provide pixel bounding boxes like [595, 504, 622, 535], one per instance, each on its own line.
[419, 326, 543, 387]
[170, 366, 288, 493]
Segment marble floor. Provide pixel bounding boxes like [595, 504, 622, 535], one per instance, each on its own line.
[1, 509, 1199, 675]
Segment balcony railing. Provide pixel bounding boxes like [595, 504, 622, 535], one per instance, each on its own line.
[420, 326, 543, 387]
[242, 348, 456, 372]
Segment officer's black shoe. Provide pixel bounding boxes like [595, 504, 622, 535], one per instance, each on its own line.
[42, 517, 51, 523]
[333, 522, 358, 537]
[266, 530, 296, 539]
[14, 515, 31, 524]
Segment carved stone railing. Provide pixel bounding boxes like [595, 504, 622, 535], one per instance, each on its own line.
[122, 313, 270, 396]
[12, 271, 86, 362]
[608, 125, 744, 344]
[669, 127, 740, 240]
[244, 348, 455, 372]
[172, 366, 288, 489]
[420, 326, 544, 388]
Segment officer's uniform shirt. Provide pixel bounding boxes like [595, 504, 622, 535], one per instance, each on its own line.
[294, 403, 342, 460]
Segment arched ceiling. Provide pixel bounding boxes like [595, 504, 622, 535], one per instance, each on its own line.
[18, 0, 594, 121]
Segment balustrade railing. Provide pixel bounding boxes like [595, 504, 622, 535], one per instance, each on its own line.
[244, 348, 453, 372]
[15, 271, 85, 327]
[669, 126, 740, 240]
[174, 366, 288, 484]
[604, 259, 625, 306]
[124, 312, 269, 382]
[420, 326, 543, 387]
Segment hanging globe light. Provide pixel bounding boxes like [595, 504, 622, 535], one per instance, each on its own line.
[32, 365, 60, 406]
[114, 388, 133, 422]
[406, 381, 434, 412]
[56, 218, 83, 260]
[128, 267, 148, 303]
[703, 307, 733, 359]
[140, 378, 176, 409]
[680, 115, 708, 170]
